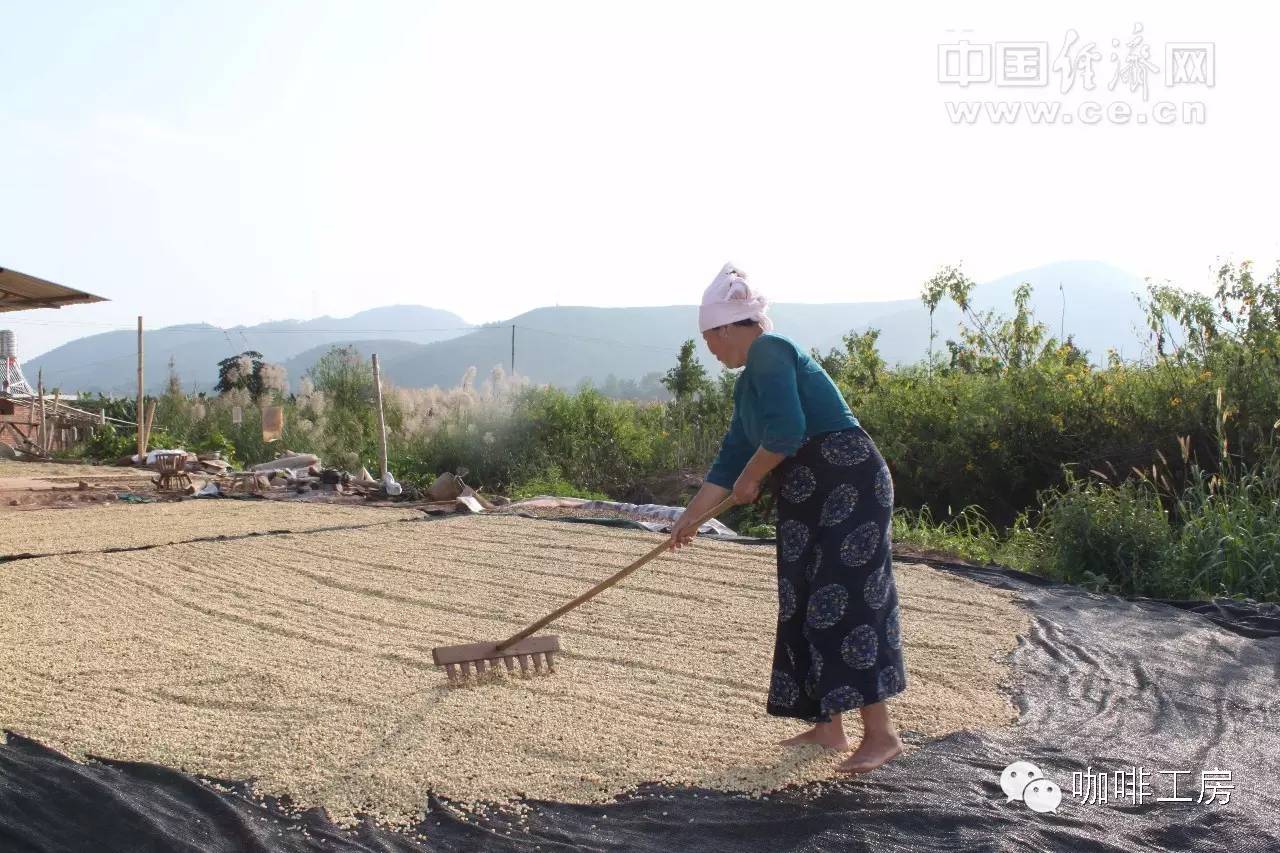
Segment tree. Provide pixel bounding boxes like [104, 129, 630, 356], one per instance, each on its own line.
[166, 355, 182, 396]
[662, 340, 709, 401]
[214, 350, 287, 402]
[813, 329, 885, 391]
[303, 345, 400, 466]
[922, 266, 1058, 374]
[215, 351, 266, 399]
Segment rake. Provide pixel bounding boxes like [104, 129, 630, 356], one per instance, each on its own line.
[431, 495, 738, 682]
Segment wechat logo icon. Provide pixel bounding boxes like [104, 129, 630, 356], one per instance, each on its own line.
[1000, 761, 1062, 814]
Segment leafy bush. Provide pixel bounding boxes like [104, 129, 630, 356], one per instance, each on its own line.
[507, 470, 610, 502]
[82, 424, 135, 461]
[1032, 471, 1175, 596]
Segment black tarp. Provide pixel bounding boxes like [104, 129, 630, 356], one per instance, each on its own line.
[2, 550, 1278, 853]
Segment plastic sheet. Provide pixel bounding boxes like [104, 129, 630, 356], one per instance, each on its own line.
[2, 556, 1278, 852]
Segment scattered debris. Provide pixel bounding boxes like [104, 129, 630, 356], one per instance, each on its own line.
[455, 495, 484, 514]
[131, 448, 191, 466]
[382, 471, 403, 497]
[250, 453, 320, 473]
[426, 472, 465, 502]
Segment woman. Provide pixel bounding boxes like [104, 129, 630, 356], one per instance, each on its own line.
[669, 262, 906, 775]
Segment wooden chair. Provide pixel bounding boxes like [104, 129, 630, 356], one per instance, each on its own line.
[153, 452, 192, 491]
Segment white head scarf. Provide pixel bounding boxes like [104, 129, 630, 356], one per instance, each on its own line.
[698, 262, 774, 333]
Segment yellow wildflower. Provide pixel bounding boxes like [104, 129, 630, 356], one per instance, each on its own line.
[1170, 396, 1182, 407]
[989, 439, 1001, 450]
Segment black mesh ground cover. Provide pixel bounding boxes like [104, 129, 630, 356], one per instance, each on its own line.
[2, 547, 1278, 853]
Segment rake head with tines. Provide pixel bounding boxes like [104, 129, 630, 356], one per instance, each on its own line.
[431, 635, 560, 682]
[430, 495, 737, 684]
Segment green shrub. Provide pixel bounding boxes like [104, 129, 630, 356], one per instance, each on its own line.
[507, 469, 610, 501]
[1032, 471, 1175, 596]
[82, 424, 135, 461]
[1159, 439, 1280, 601]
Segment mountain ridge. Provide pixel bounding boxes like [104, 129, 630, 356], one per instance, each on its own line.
[22, 261, 1153, 394]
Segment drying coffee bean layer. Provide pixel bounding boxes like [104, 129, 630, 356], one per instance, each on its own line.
[0, 514, 1030, 827]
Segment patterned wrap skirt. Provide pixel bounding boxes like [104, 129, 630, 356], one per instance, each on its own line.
[766, 426, 907, 723]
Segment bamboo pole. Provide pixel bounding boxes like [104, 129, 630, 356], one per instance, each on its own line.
[37, 374, 46, 452]
[371, 353, 389, 480]
[142, 400, 157, 456]
[136, 316, 144, 459]
[51, 392, 61, 452]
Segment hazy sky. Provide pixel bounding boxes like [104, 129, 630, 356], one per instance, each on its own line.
[2, 1, 1277, 358]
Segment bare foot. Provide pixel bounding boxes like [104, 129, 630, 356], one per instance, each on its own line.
[836, 731, 903, 774]
[780, 725, 850, 751]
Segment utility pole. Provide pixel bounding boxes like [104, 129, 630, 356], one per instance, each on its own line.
[136, 316, 144, 459]
[511, 324, 516, 375]
[1059, 282, 1065, 343]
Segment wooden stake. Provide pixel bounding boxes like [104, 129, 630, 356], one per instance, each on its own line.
[371, 353, 389, 480]
[27, 371, 36, 429]
[136, 316, 144, 459]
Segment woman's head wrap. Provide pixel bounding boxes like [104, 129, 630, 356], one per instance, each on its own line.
[698, 262, 773, 332]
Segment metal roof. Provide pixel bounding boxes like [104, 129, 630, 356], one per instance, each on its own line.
[0, 267, 107, 313]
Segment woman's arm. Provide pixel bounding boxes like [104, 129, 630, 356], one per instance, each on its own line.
[667, 481, 731, 550]
[668, 445, 788, 549]
[732, 445, 788, 504]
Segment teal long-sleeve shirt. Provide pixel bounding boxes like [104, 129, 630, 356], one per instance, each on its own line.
[705, 332, 860, 489]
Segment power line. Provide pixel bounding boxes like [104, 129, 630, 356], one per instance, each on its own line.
[3, 318, 481, 333]
[22, 322, 688, 392]
[514, 324, 676, 353]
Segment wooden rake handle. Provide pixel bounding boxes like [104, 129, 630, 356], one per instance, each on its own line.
[496, 494, 739, 651]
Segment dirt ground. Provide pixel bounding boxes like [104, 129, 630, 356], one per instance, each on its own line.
[0, 509, 1032, 827]
[0, 460, 138, 479]
[0, 459, 157, 510]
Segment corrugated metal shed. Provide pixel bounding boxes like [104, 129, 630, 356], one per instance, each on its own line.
[0, 267, 107, 312]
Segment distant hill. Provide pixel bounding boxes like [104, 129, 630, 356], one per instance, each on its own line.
[282, 338, 427, 384]
[24, 306, 471, 394]
[381, 260, 1151, 388]
[24, 261, 1152, 394]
